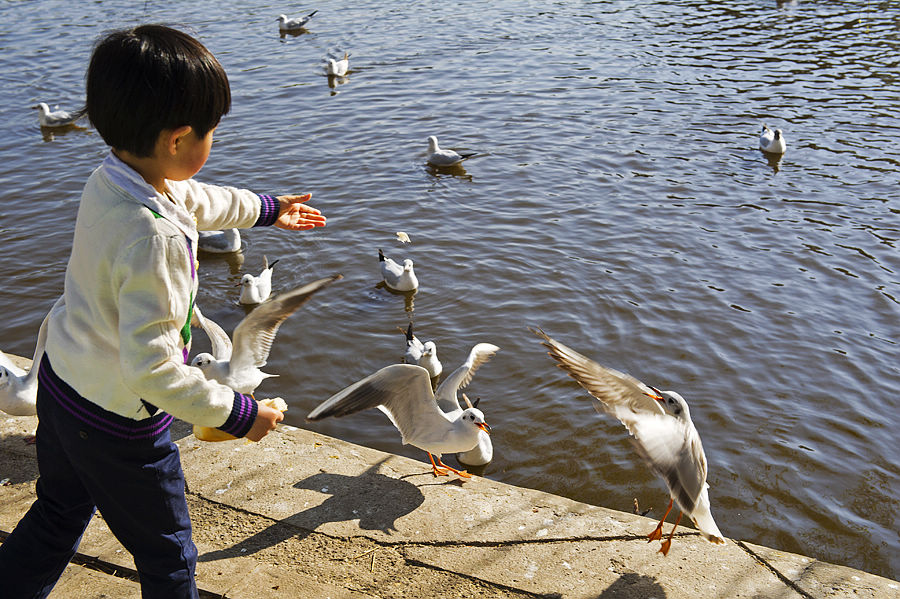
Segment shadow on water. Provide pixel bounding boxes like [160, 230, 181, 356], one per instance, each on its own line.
[761, 149, 784, 174]
[198, 460, 424, 561]
[426, 162, 473, 180]
[39, 123, 89, 143]
[375, 281, 416, 313]
[279, 28, 309, 39]
[197, 249, 245, 275]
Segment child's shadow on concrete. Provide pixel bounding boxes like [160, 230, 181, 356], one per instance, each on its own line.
[198, 460, 424, 561]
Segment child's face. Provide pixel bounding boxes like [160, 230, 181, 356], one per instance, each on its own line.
[170, 126, 216, 181]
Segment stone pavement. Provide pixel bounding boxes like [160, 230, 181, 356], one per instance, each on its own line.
[0, 355, 897, 598]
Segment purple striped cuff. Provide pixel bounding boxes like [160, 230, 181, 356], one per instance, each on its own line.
[254, 194, 279, 227]
[38, 355, 173, 441]
[217, 392, 258, 438]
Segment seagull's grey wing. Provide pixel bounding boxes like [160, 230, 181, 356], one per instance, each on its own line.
[230, 274, 341, 372]
[435, 342, 500, 413]
[381, 257, 404, 279]
[531, 328, 665, 427]
[307, 364, 449, 446]
[627, 415, 707, 516]
[192, 304, 233, 362]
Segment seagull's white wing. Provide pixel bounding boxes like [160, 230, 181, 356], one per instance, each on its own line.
[230, 274, 342, 372]
[534, 327, 717, 534]
[531, 328, 665, 426]
[435, 343, 500, 413]
[192, 304, 233, 362]
[0, 351, 24, 377]
[381, 257, 404, 279]
[307, 364, 452, 446]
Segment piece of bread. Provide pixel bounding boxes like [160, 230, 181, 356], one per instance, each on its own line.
[193, 397, 288, 442]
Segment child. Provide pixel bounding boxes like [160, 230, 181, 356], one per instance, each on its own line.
[0, 25, 326, 598]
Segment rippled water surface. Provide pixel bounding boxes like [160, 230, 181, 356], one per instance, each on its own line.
[1, 0, 898, 580]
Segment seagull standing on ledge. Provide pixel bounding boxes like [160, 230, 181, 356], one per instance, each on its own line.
[759, 125, 786, 154]
[276, 11, 317, 31]
[238, 256, 279, 305]
[32, 102, 82, 127]
[379, 249, 418, 291]
[1, 300, 61, 416]
[426, 135, 477, 166]
[531, 327, 725, 556]
[307, 363, 491, 479]
[434, 342, 500, 466]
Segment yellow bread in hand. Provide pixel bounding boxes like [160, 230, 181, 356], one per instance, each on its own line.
[193, 397, 288, 442]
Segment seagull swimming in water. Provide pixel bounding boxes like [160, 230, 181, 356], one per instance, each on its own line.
[759, 125, 786, 154]
[426, 135, 477, 167]
[276, 10, 317, 31]
[307, 363, 491, 478]
[402, 323, 442, 379]
[434, 343, 500, 466]
[192, 275, 342, 395]
[32, 102, 82, 128]
[238, 255, 279, 305]
[198, 229, 241, 254]
[1, 301, 61, 416]
[379, 249, 418, 292]
[531, 327, 725, 556]
[326, 52, 350, 77]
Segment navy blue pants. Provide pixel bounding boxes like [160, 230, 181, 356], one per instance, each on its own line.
[0, 356, 199, 598]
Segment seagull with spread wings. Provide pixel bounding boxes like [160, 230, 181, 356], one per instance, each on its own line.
[191, 275, 341, 395]
[531, 327, 725, 556]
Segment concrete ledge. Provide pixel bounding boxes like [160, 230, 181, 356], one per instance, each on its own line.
[1, 392, 898, 597]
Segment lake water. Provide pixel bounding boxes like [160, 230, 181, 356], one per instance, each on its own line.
[1, 0, 898, 581]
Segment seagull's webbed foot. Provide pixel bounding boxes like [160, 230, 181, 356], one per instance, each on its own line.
[658, 512, 683, 557]
[647, 497, 673, 543]
[428, 453, 450, 477]
[435, 456, 472, 479]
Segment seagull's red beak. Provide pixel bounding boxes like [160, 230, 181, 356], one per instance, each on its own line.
[476, 422, 491, 435]
[644, 387, 665, 403]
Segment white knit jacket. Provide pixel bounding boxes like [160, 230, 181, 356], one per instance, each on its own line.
[45, 152, 276, 428]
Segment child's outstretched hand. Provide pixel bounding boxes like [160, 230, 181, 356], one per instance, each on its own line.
[275, 193, 326, 230]
[245, 400, 285, 441]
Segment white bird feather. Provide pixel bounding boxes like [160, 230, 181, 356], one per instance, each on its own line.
[192, 275, 341, 395]
[532, 327, 724, 554]
[307, 363, 491, 478]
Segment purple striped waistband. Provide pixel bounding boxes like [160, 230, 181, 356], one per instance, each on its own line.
[38, 355, 173, 440]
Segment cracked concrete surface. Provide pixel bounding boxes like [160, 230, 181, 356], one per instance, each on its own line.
[1, 399, 898, 598]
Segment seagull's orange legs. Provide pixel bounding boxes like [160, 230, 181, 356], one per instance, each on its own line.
[428, 453, 449, 476]
[659, 511, 683, 556]
[427, 453, 472, 478]
[647, 498, 673, 542]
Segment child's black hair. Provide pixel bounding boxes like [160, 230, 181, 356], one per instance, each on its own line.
[86, 24, 231, 157]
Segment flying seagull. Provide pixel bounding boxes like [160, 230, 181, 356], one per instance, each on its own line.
[192, 274, 342, 395]
[531, 327, 725, 556]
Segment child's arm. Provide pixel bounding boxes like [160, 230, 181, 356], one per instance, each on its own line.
[177, 180, 326, 232]
[245, 401, 285, 441]
[274, 193, 326, 230]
